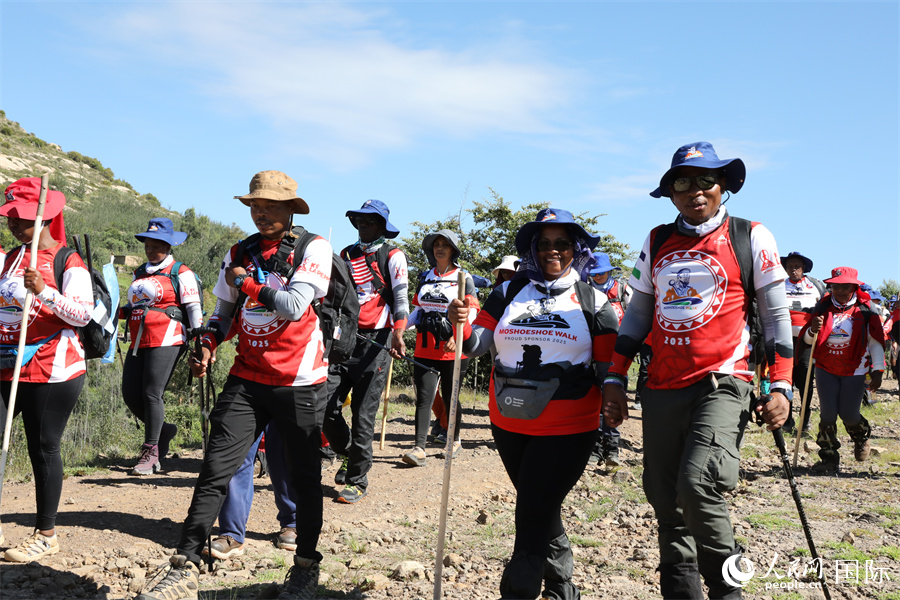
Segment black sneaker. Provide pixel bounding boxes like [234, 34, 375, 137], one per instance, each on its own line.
[136, 555, 200, 600]
[334, 455, 349, 486]
[277, 556, 320, 599]
[158, 422, 178, 459]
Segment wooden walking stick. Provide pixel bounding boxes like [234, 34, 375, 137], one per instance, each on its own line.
[379, 359, 394, 450]
[793, 330, 819, 467]
[0, 174, 49, 509]
[433, 270, 466, 599]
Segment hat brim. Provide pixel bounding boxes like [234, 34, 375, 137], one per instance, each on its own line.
[423, 230, 461, 268]
[823, 275, 864, 286]
[0, 190, 66, 220]
[345, 208, 400, 238]
[514, 222, 601, 256]
[236, 195, 310, 215]
[650, 158, 746, 198]
[780, 254, 813, 273]
[589, 266, 621, 276]
[135, 231, 188, 246]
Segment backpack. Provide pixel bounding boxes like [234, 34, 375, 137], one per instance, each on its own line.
[344, 242, 397, 307]
[649, 216, 769, 366]
[132, 261, 204, 322]
[234, 226, 360, 364]
[53, 247, 116, 360]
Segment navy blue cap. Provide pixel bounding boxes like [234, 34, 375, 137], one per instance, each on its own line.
[650, 141, 746, 198]
[135, 218, 187, 246]
[781, 251, 813, 274]
[346, 199, 400, 239]
[589, 252, 620, 275]
[514, 208, 601, 256]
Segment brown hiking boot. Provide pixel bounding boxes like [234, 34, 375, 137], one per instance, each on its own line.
[275, 526, 297, 551]
[136, 554, 200, 600]
[3, 529, 59, 562]
[854, 439, 871, 461]
[402, 446, 426, 467]
[132, 444, 161, 476]
[202, 535, 245, 560]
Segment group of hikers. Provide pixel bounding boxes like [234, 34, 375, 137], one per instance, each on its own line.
[0, 141, 896, 599]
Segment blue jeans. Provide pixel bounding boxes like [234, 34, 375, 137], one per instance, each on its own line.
[217, 423, 297, 543]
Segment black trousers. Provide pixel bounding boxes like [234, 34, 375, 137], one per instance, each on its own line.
[121, 345, 183, 445]
[176, 375, 324, 565]
[1, 376, 84, 531]
[492, 424, 597, 599]
[322, 328, 392, 490]
[412, 356, 470, 448]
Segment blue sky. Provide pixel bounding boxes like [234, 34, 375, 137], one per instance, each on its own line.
[1, 1, 897, 288]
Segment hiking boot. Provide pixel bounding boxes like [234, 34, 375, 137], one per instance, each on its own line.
[334, 455, 349, 485]
[275, 527, 298, 551]
[3, 529, 59, 562]
[602, 436, 622, 467]
[402, 446, 426, 467]
[136, 554, 200, 600]
[337, 485, 367, 504]
[427, 420, 442, 444]
[202, 535, 245, 560]
[158, 422, 177, 459]
[847, 416, 872, 462]
[132, 444, 161, 476]
[277, 556, 320, 599]
[433, 429, 448, 447]
[853, 439, 871, 462]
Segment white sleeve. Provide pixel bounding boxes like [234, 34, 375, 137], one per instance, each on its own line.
[211, 246, 239, 303]
[627, 233, 654, 295]
[176, 266, 202, 305]
[291, 236, 332, 299]
[749, 223, 787, 290]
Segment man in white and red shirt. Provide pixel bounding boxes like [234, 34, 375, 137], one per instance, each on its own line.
[602, 142, 792, 599]
[140, 171, 331, 600]
[781, 251, 825, 434]
[322, 199, 409, 505]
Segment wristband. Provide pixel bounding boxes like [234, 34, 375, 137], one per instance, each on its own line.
[604, 373, 627, 387]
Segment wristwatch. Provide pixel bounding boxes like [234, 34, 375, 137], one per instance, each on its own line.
[769, 382, 793, 400]
[232, 274, 247, 290]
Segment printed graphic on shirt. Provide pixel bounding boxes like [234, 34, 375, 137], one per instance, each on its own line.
[654, 250, 728, 333]
[241, 271, 290, 337]
[508, 296, 572, 329]
[0, 280, 40, 332]
[349, 256, 374, 290]
[418, 281, 451, 310]
[826, 313, 853, 350]
[129, 278, 164, 307]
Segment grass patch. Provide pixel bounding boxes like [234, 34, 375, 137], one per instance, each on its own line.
[746, 511, 800, 531]
[822, 541, 870, 562]
[875, 545, 900, 561]
[570, 535, 605, 548]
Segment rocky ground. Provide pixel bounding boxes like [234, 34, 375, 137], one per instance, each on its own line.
[1, 380, 899, 600]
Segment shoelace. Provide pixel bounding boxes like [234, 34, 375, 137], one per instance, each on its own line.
[16, 535, 52, 556]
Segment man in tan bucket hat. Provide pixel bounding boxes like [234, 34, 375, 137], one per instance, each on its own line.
[137, 170, 333, 600]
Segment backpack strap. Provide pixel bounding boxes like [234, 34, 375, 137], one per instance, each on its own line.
[53, 246, 77, 291]
[648, 222, 677, 271]
[809, 276, 826, 297]
[573, 280, 596, 339]
[727, 216, 755, 296]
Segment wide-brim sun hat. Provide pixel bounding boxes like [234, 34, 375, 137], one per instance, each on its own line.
[650, 141, 746, 198]
[234, 170, 310, 215]
[1, 177, 66, 220]
[423, 229, 461, 268]
[491, 255, 520, 278]
[589, 251, 620, 276]
[514, 208, 601, 256]
[781, 251, 813, 274]
[135, 217, 188, 247]
[345, 199, 400, 238]
[823, 266, 864, 286]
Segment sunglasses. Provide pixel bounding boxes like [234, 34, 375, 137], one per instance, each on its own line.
[536, 238, 574, 253]
[672, 173, 720, 193]
[352, 216, 381, 227]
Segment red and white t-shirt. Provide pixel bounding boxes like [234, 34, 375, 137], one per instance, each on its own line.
[343, 244, 408, 330]
[784, 276, 823, 336]
[628, 218, 787, 388]
[409, 267, 478, 361]
[127, 256, 202, 348]
[0, 244, 92, 383]
[212, 236, 332, 387]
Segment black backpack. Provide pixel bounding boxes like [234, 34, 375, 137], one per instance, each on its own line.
[649, 216, 769, 367]
[53, 247, 116, 360]
[132, 261, 204, 322]
[234, 226, 360, 364]
[343, 242, 398, 307]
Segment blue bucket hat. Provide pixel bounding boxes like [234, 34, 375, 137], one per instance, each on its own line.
[134, 218, 187, 247]
[589, 252, 620, 276]
[781, 251, 813, 274]
[345, 199, 400, 239]
[514, 208, 601, 256]
[650, 141, 746, 198]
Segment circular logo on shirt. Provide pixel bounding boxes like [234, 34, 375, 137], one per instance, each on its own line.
[654, 250, 728, 333]
[0, 279, 41, 333]
[129, 278, 164, 307]
[240, 272, 289, 337]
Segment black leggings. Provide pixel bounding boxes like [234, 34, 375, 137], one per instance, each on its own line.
[412, 356, 469, 448]
[0, 376, 84, 531]
[492, 424, 597, 598]
[122, 345, 183, 445]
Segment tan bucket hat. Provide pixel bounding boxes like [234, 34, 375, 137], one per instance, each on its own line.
[234, 170, 310, 214]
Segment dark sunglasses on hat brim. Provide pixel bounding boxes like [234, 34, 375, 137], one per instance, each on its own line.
[671, 172, 722, 193]
[536, 239, 574, 253]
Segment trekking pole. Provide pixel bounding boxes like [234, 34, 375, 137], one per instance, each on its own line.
[187, 326, 216, 453]
[433, 270, 465, 599]
[793, 331, 819, 467]
[0, 174, 49, 509]
[379, 359, 394, 450]
[756, 394, 832, 600]
[355, 333, 439, 374]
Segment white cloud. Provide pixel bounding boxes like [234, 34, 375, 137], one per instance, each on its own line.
[95, 3, 575, 169]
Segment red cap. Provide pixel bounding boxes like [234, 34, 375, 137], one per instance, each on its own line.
[2, 177, 68, 244]
[823, 266, 864, 286]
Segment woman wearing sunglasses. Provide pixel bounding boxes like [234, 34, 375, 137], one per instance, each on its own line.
[602, 141, 792, 598]
[448, 208, 619, 599]
[403, 229, 478, 467]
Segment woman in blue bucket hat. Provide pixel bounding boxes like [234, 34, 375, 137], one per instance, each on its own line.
[120, 218, 203, 476]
